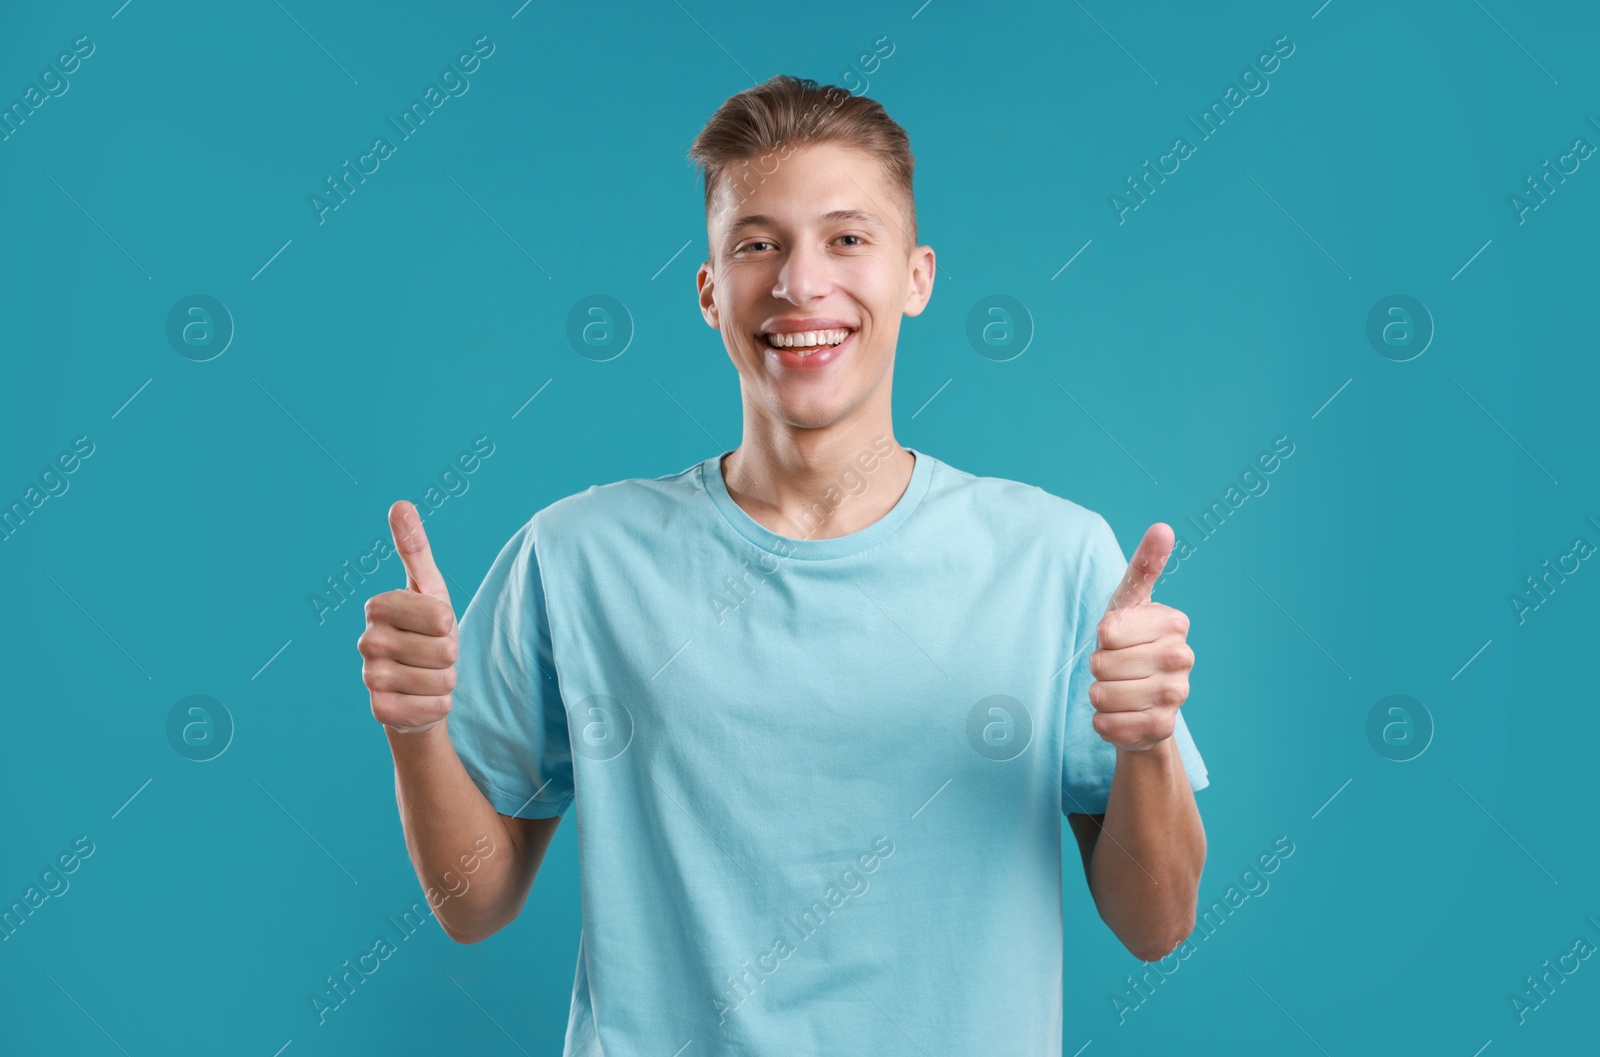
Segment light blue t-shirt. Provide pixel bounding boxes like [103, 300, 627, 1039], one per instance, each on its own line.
[448, 445, 1209, 1056]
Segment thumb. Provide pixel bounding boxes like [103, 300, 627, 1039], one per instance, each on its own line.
[1103, 522, 1174, 617]
[388, 500, 451, 603]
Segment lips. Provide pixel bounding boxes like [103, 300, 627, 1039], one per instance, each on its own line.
[762, 328, 856, 370]
[760, 327, 855, 351]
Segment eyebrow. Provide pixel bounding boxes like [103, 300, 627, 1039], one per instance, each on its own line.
[726, 209, 885, 236]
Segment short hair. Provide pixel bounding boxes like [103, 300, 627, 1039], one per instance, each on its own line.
[688, 74, 918, 251]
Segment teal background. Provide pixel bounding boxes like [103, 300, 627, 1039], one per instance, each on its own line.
[3, 0, 1597, 1053]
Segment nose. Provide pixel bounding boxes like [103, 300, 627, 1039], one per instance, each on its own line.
[771, 239, 832, 304]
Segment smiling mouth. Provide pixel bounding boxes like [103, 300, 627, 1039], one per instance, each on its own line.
[760, 328, 856, 355]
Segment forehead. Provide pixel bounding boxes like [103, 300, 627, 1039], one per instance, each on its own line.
[708, 142, 893, 232]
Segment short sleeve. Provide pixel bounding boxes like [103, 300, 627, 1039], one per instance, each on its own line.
[1061, 513, 1210, 816]
[447, 516, 575, 819]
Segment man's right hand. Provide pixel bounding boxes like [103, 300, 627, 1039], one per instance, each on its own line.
[359, 500, 459, 735]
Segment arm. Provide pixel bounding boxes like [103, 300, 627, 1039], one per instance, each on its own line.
[385, 722, 561, 944]
[363, 500, 562, 945]
[1071, 521, 1207, 962]
[1068, 737, 1205, 961]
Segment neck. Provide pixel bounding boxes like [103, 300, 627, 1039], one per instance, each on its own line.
[721, 425, 914, 541]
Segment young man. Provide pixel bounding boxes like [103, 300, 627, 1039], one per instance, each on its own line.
[360, 75, 1208, 1055]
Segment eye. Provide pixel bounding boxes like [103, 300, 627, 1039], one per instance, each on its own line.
[736, 240, 774, 253]
[837, 234, 865, 246]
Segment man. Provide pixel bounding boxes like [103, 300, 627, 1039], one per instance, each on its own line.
[360, 74, 1207, 1055]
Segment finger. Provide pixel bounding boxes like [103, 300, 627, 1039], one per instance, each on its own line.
[1089, 638, 1193, 681]
[358, 624, 460, 669]
[1089, 675, 1187, 713]
[369, 690, 452, 731]
[362, 657, 458, 697]
[388, 500, 451, 603]
[1097, 602, 1188, 650]
[1104, 522, 1175, 617]
[1091, 707, 1177, 748]
[365, 591, 456, 637]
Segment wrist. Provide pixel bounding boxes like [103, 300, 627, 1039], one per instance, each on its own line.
[384, 715, 451, 750]
[1115, 734, 1176, 760]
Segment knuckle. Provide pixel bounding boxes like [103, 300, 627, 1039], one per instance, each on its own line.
[363, 659, 393, 691]
[440, 666, 458, 691]
[1088, 649, 1104, 679]
[1170, 610, 1190, 635]
[430, 601, 454, 636]
[1160, 680, 1188, 706]
[1167, 644, 1194, 670]
[440, 636, 460, 666]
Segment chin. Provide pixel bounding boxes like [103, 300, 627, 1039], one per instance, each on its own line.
[766, 392, 861, 431]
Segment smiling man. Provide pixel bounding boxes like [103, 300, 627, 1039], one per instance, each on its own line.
[360, 74, 1209, 1056]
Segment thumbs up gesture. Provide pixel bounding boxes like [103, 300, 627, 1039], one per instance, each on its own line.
[357, 501, 459, 735]
[1087, 523, 1194, 753]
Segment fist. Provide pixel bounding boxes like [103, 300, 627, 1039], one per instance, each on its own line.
[358, 500, 459, 735]
[1087, 522, 1194, 753]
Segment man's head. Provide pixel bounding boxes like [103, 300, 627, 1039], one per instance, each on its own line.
[690, 75, 934, 435]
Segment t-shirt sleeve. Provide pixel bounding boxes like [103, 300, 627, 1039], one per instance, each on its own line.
[447, 516, 575, 819]
[1061, 512, 1210, 816]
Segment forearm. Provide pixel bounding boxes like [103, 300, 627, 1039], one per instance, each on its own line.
[1087, 737, 1206, 961]
[385, 720, 531, 943]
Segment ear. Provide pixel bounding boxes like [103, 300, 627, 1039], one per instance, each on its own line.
[696, 260, 720, 329]
[901, 244, 936, 318]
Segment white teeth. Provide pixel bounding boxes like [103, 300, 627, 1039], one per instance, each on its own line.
[763, 328, 853, 349]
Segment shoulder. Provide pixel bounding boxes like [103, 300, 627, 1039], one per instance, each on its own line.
[923, 451, 1113, 558]
[523, 458, 707, 555]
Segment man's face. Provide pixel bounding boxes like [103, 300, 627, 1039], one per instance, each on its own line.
[696, 141, 935, 433]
